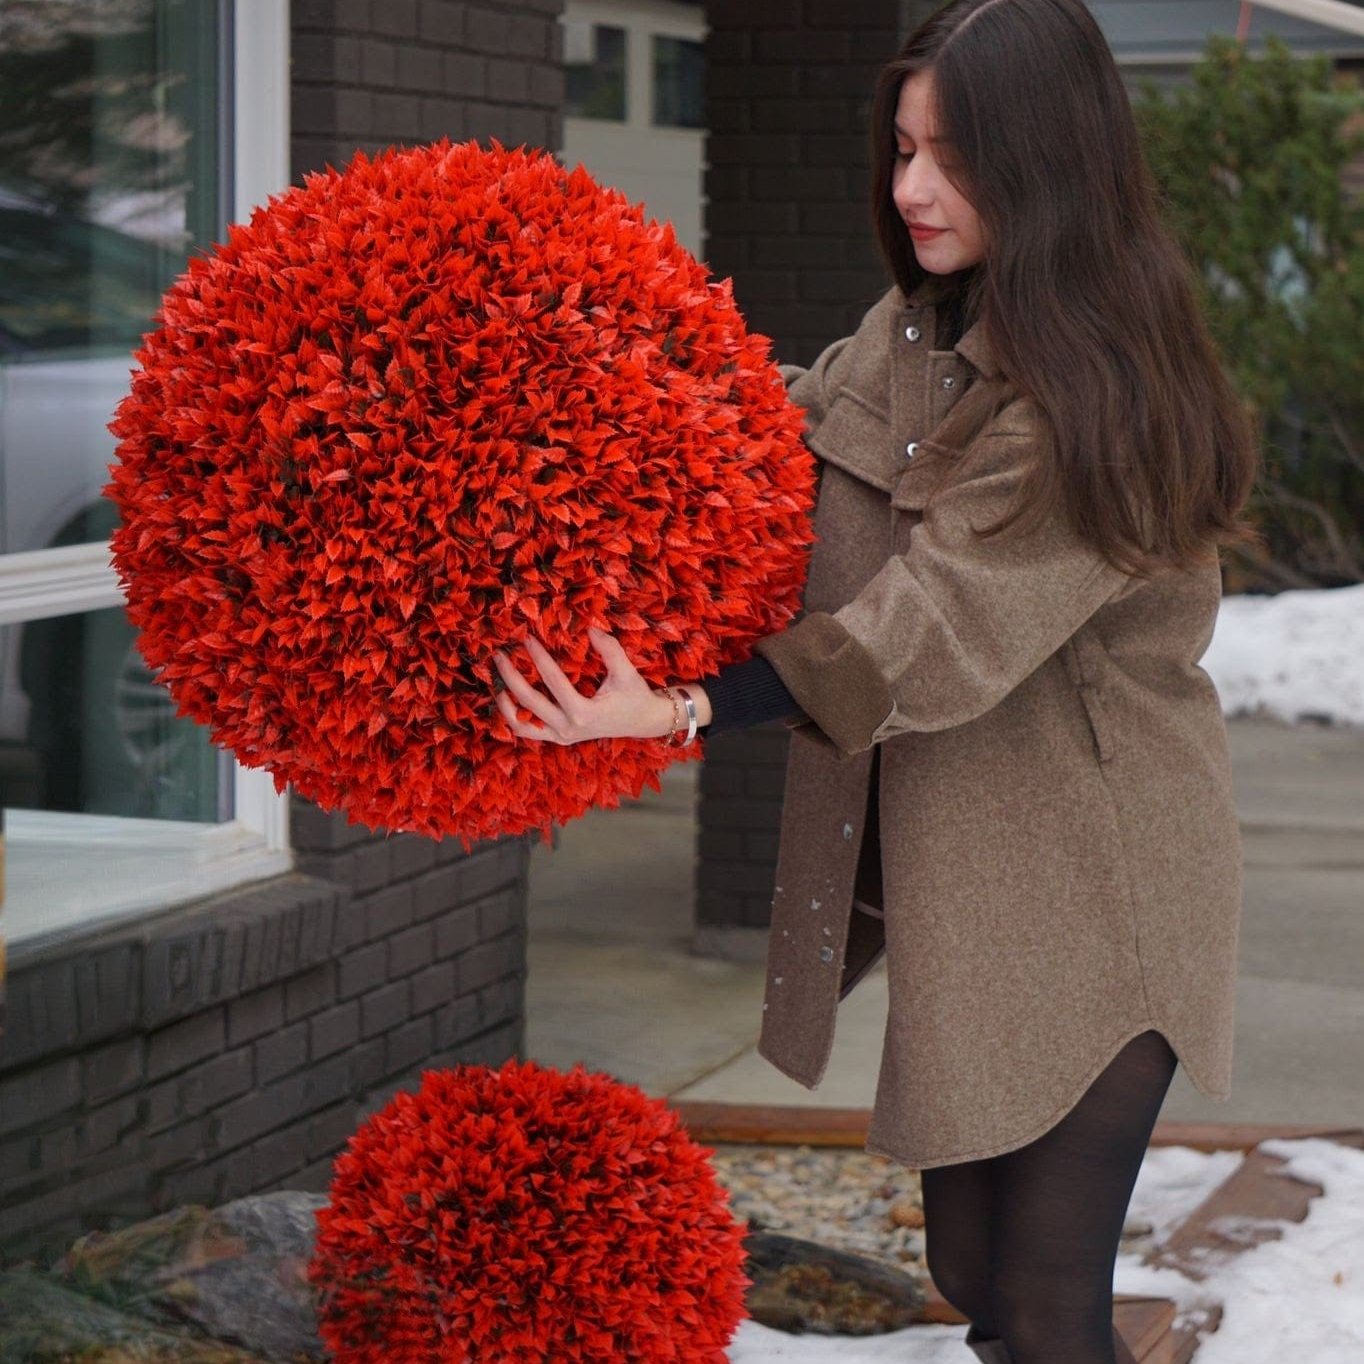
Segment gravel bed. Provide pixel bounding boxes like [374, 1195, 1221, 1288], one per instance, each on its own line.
[707, 1142, 1162, 1279]
[708, 1143, 930, 1277]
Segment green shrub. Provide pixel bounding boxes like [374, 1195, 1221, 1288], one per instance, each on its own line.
[1135, 34, 1364, 590]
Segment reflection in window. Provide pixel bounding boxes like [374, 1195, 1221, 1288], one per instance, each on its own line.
[652, 35, 704, 130]
[0, 0, 228, 824]
[2, 499, 224, 823]
[563, 19, 626, 121]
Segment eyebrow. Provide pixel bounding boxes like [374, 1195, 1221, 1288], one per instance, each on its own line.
[893, 123, 949, 142]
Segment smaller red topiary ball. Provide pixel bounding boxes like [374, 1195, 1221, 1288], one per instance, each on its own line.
[104, 137, 817, 847]
[307, 1057, 752, 1363]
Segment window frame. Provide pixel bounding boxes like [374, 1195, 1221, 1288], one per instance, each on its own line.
[1, 0, 293, 947]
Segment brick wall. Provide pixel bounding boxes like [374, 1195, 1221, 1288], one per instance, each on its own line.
[694, 0, 904, 952]
[290, 0, 565, 175]
[0, 0, 565, 1268]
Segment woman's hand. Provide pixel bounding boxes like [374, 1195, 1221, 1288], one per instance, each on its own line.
[491, 627, 681, 744]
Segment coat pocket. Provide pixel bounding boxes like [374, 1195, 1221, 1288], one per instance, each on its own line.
[807, 388, 899, 492]
[1063, 629, 1117, 764]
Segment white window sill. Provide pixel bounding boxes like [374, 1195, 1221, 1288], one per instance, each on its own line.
[4, 810, 293, 957]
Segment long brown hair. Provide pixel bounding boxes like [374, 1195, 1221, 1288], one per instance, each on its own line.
[869, 0, 1263, 578]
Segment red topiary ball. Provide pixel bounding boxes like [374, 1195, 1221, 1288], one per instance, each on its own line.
[104, 138, 815, 846]
[307, 1057, 752, 1363]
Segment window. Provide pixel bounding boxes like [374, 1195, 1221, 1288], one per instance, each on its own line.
[0, 0, 291, 952]
[652, 34, 703, 129]
[564, 19, 627, 121]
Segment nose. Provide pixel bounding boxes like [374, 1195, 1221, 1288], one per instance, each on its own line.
[892, 159, 931, 216]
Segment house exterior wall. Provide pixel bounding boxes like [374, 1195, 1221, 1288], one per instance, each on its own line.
[0, 0, 563, 1269]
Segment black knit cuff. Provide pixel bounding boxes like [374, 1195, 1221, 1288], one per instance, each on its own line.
[697, 653, 804, 737]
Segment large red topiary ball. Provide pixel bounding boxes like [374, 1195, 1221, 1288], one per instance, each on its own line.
[104, 137, 815, 846]
[307, 1057, 752, 1363]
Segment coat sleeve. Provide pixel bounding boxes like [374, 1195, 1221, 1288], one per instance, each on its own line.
[750, 421, 1133, 757]
[777, 330, 857, 433]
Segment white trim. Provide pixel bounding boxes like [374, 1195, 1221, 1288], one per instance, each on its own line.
[1246, 0, 1364, 39]
[227, 0, 294, 848]
[233, 0, 291, 222]
[0, 542, 125, 626]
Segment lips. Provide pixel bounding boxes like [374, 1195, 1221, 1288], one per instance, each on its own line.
[908, 222, 948, 238]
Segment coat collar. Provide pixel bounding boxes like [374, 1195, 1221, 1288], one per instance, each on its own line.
[901, 277, 1000, 380]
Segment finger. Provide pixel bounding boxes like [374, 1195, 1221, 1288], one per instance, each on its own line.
[588, 626, 635, 674]
[495, 684, 557, 743]
[494, 649, 564, 731]
[522, 634, 586, 712]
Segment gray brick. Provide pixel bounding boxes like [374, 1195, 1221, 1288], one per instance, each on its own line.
[289, 793, 375, 851]
[412, 862, 461, 922]
[255, 1020, 309, 1086]
[284, 963, 336, 1024]
[385, 1016, 434, 1075]
[363, 880, 416, 937]
[433, 902, 479, 959]
[698, 827, 743, 860]
[396, 44, 446, 92]
[147, 1048, 254, 1132]
[335, 88, 375, 137]
[522, 61, 565, 109]
[443, 50, 486, 99]
[373, 90, 422, 137]
[360, 981, 409, 1040]
[212, 1053, 351, 1154]
[290, 33, 363, 85]
[458, 845, 521, 904]
[387, 921, 436, 979]
[433, 994, 480, 1051]
[388, 832, 438, 880]
[82, 1037, 144, 1104]
[420, 94, 467, 140]
[349, 1037, 387, 1093]
[410, 960, 457, 1016]
[306, 1099, 361, 1163]
[333, 894, 371, 953]
[454, 936, 521, 994]
[309, 1000, 361, 1061]
[146, 1009, 225, 1083]
[419, 0, 465, 45]
[755, 29, 853, 62]
[478, 976, 523, 1029]
[486, 57, 529, 104]
[337, 942, 387, 1000]
[223, 1122, 311, 1196]
[371, 0, 418, 39]
[73, 945, 141, 1041]
[226, 986, 284, 1047]
[475, 888, 521, 941]
[702, 795, 783, 832]
[38, 1093, 140, 1173]
[153, 1114, 218, 1173]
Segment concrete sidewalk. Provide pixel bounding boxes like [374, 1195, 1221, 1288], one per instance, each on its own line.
[522, 714, 1364, 1131]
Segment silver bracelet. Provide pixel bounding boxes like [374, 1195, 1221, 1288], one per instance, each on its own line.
[662, 685, 698, 746]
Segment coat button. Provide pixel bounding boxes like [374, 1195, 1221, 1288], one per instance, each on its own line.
[905, 441, 919, 460]
[819, 946, 834, 963]
[942, 374, 956, 389]
[904, 325, 921, 342]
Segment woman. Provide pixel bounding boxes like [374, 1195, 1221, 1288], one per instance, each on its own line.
[489, 2, 1261, 1361]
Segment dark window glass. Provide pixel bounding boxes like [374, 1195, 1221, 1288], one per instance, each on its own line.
[652, 35, 703, 129]
[564, 20, 626, 121]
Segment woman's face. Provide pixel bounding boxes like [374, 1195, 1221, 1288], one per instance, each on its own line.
[891, 68, 986, 273]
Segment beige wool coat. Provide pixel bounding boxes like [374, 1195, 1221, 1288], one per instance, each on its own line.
[748, 277, 1243, 1170]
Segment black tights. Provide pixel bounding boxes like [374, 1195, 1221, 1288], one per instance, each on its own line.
[921, 1028, 1178, 1364]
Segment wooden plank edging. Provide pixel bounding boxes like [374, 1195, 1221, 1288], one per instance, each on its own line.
[670, 1101, 1364, 1155]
